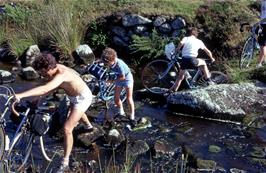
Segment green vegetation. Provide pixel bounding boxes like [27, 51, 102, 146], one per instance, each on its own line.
[0, 0, 263, 83]
[130, 30, 172, 62]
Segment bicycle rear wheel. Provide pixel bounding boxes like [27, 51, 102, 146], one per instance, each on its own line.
[197, 71, 228, 87]
[141, 59, 178, 94]
[240, 36, 256, 69]
[0, 126, 5, 160]
[7, 131, 33, 172]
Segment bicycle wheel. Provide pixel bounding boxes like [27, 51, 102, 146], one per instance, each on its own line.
[197, 71, 228, 87]
[7, 131, 33, 172]
[105, 84, 127, 109]
[39, 136, 53, 162]
[240, 36, 256, 69]
[141, 59, 178, 94]
[0, 126, 5, 160]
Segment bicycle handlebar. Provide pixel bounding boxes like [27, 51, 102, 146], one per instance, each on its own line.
[0, 85, 20, 117]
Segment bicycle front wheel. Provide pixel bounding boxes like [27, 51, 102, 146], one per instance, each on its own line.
[240, 36, 256, 69]
[7, 132, 33, 172]
[141, 59, 178, 94]
[105, 84, 127, 109]
[197, 71, 229, 87]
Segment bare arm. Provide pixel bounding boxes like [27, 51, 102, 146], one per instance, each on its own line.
[203, 47, 215, 62]
[176, 42, 184, 52]
[16, 73, 64, 100]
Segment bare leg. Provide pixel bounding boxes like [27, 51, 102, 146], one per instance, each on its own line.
[258, 45, 266, 65]
[171, 69, 185, 91]
[63, 108, 84, 161]
[197, 59, 211, 79]
[126, 86, 135, 120]
[114, 86, 124, 113]
[80, 113, 93, 128]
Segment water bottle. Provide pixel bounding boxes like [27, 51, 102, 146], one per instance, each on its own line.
[5, 135, 9, 151]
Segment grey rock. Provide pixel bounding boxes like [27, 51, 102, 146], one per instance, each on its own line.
[153, 16, 167, 27]
[0, 70, 14, 84]
[158, 23, 172, 33]
[74, 44, 95, 64]
[122, 14, 152, 27]
[20, 66, 39, 80]
[171, 17, 186, 30]
[167, 83, 265, 121]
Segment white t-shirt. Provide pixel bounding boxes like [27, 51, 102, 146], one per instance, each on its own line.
[261, 0, 266, 20]
[180, 36, 206, 58]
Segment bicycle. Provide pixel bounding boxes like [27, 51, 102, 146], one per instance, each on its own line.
[239, 21, 261, 69]
[141, 42, 228, 94]
[0, 85, 53, 172]
[85, 62, 127, 109]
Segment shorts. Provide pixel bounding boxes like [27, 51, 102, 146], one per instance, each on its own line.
[257, 24, 266, 46]
[180, 57, 199, 70]
[115, 80, 134, 88]
[115, 73, 134, 88]
[68, 87, 92, 112]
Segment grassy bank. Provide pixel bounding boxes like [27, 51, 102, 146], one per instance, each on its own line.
[0, 0, 263, 83]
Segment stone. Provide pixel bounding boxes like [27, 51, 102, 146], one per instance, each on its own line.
[74, 44, 95, 65]
[0, 70, 15, 84]
[20, 66, 39, 80]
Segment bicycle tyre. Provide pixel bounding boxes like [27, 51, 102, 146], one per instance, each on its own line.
[141, 59, 178, 94]
[0, 126, 5, 160]
[39, 136, 53, 162]
[197, 71, 228, 87]
[240, 36, 255, 69]
[7, 132, 33, 172]
[105, 85, 127, 109]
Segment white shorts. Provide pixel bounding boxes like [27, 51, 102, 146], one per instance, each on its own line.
[68, 87, 92, 112]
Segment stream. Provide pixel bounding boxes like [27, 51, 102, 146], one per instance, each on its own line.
[1, 62, 266, 173]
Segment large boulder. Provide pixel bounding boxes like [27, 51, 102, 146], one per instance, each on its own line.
[73, 44, 95, 65]
[19, 45, 40, 67]
[167, 83, 266, 121]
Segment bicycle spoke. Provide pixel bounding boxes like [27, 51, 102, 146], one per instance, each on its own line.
[142, 59, 178, 94]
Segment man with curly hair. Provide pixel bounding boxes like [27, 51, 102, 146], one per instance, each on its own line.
[15, 52, 94, 171]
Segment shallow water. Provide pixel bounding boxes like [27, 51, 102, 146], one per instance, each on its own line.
[1, 62, 266, 172]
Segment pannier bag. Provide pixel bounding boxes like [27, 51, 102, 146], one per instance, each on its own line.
[87, 62, 107, 80]
[31, 113, 51, 136]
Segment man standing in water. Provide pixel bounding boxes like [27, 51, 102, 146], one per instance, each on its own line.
[15, 53, 94, 171]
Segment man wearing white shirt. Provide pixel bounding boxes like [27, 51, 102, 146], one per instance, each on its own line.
[170, 27, 215, 92]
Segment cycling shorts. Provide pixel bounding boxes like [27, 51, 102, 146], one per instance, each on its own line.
[180, 57, 199, 70]
[258, 24, 266, 46]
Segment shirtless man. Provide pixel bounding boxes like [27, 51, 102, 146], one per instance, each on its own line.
[15, 53, 93, 170]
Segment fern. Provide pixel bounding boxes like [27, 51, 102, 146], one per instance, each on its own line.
[130, 29, 180, 61]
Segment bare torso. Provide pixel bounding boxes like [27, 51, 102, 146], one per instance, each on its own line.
[56, 64, 88, 96]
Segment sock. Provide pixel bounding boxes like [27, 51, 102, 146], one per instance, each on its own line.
[130, 113, 135, 120]
[118, 107, 125, 115]
[62, 157, 69, 167]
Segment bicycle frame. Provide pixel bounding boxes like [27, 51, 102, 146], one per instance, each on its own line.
[0, 85, 52, 171]
[86, 62, 126, 105]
